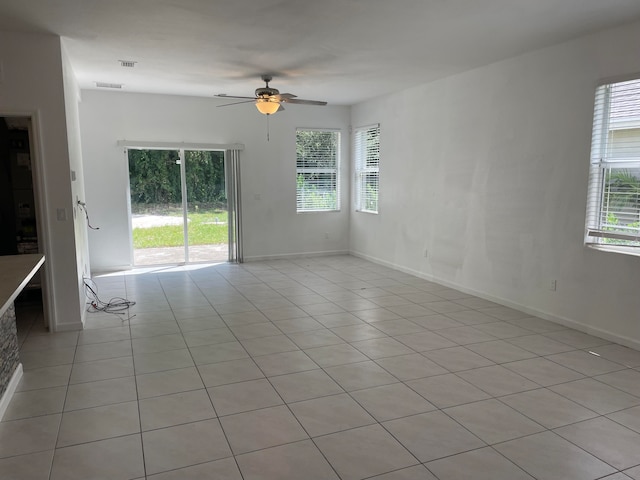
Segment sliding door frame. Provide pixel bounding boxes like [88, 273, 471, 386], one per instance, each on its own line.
[119, 141, 244, 265]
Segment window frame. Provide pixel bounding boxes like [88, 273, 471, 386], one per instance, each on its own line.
[585, 77, 640, 253]
[353, 123, 380, 214]
[295, 128, 341, 213]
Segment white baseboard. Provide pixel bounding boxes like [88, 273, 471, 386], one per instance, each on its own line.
[53, 321, 84, 332]
[91, 265, 133, 275]
[350, 250, 640, 351]
[0, 364, 23, 421]
[244, 250, 349, 262]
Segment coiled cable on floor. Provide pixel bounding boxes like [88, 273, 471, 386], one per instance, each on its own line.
[83, 277, 136, 316]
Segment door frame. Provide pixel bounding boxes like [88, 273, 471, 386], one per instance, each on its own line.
[120, 140, 244, 266]
[1, 111, 53, 330]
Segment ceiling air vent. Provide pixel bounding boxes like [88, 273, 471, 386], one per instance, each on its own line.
[96, 82, 123, 89]
[119, 60, 137, 68]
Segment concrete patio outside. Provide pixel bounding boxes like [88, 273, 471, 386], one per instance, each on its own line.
[133, 244, 228, 266]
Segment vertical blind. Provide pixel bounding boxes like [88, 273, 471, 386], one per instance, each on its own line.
[354, 124, 380, 213]
[586, 79, 640, 247]
[296, 129, 340, 212]
[225, 149, 243, 263]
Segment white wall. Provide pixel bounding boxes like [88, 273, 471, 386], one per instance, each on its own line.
[0, 32, 84, 331]
[61, 43, 90, 322]
[79, 91, 350, 271]
[351, 20, 640, 348]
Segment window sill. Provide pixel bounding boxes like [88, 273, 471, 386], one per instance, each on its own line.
[355, 209, 379, 215]
[586, 244, 640, 258]
[296, 209, 341, 214]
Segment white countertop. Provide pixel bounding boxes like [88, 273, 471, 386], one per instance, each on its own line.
[0, 254, 45, 317]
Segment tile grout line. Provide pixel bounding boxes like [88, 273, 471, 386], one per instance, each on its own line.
[125, 272, 150, 480]
[180, 267, 248, 480]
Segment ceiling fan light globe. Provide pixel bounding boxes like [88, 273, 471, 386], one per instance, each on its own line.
[255, 99, 280, 115]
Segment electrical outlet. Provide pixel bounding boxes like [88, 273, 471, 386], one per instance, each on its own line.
[324, 232, 329, 239]
[56, 208, 67, 221]
[424, 248, 428, 258]
[549, 280, 557, 291]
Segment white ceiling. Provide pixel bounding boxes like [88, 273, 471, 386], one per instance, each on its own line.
[2, 0, 640, 105]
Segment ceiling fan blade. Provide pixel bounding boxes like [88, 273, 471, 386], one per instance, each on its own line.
[281, 98, 327, 106]
[277, 104, 285, 112]
[215, 94, 257, 100]
[217, 100, 256, 107]
[272, 93, 297, 100]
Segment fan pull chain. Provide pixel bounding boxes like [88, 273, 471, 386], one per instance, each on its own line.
[267, 114, 270, 141]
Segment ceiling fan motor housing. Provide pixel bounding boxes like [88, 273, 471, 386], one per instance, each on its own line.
[255, 86, 279, 98]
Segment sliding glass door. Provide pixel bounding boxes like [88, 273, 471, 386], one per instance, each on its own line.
[128, 149, 185, 265]
[184, 150, 227, 262]
[127, 148, 229, 266]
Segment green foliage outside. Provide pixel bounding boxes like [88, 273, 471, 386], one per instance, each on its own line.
[128, 149, 226, 207]
[296, 130, 339, 211]
[364, 180, 379, 212]
[128, 149, 228, 248]
[603, 212, 640, 246]
[602, 169, 640, 246]
[296, 174, 337, 211]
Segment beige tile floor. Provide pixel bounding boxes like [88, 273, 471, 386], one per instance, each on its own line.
[2, 255, 640, 479]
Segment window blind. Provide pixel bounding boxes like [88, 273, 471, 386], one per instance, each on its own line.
[296, 129, 340, 212]
[586, 79, 640, 247]
[354, 124, 380, 213]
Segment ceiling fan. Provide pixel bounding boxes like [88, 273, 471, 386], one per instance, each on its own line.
[215, 75, 327, 115]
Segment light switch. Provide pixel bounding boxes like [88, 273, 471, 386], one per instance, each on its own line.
[57, 208, 67, 221]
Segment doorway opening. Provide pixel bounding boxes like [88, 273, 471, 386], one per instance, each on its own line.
[127, 148, 229, 266]
[1, 114, 50, 331]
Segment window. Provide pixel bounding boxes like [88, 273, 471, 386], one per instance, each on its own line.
[354, 124, 380, 213]
[585, 78, 640, 249]
[296, 129, 340, 212]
